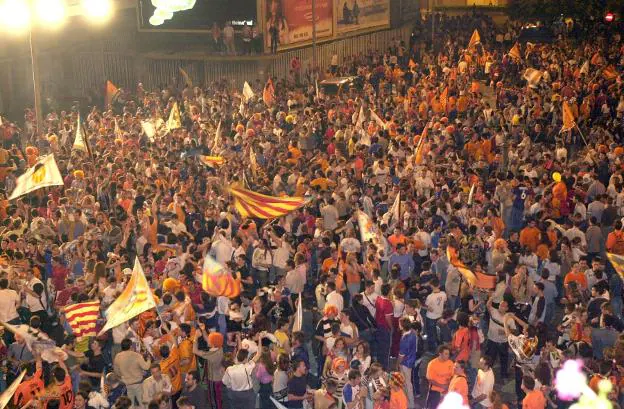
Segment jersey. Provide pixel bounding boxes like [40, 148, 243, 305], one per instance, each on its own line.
[160, 347, 182, 393]
[45, 376, 73, 409]
[14, 368, 44, 407]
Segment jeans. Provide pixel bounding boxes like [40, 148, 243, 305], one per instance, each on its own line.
[447, 295, 460, 311]
[259, 382, 273, 409]
[400, 365, 415, 408]
[485, 340, 509, 378]
[375, 327, 392, 369]
[347, 283, 361, 301]
[424, 317, 439, 351]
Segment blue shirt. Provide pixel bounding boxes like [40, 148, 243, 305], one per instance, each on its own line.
[291, 346, 309, 369]
[399, 331, 418, 368]
[389, 253, 415, 281]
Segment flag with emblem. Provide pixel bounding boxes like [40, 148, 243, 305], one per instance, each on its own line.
[64, 301, 100, 339]
[263, 78, 275, 106]
[201, 255, 241, 298]
[607, 252, 624, 278]
[446, 244, 477, 286]
[179, 67, 193, 88]
[167, 102, 182, 131]
[468, 29, 481, 49]
[8, 154, 64, 200]
[105, 80, 119, 107]
[561, 101, 576, 132]
[508, 43, 522, 61]
[228, 186, 309, 219]
[73, 115, 92, 157]
[99, 257, 157, 335]
[199, 155, 225, 167]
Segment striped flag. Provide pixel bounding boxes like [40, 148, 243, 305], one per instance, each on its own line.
[64, 301, 100, 338]
[228, 186, 308, 219]
[468, 29, 481, 49]
[199, 155, 225, 167]
[446, 244, 477, 286]
[607, 252, 624, 278]
[201, 255, 241, 298]
[508, 43, 522, 61]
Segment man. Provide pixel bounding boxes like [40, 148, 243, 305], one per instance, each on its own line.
[325, 282, 344, 313]
[222, 349, 256, 407]
[528, 282, 546, 326]
[388, 244, 415, 283]
[470, 356, 495, 409]
[485, 297, 512, 379]
[374, 284, 393, 369]
[13, 357, 43, 408]
[448, 361, 469, 407]
[287, 359, 308, 408]
[0, 278, 20, 345]
[158, 344, 182, 400]
[142, 364, 172, 405]
[320, 198, 339, 231]
[398, 318, 418, 409]
[114, 338, 151, 408]
[424, 278, 446, 350]
[360, 280, 378, 317]
[425, 345, 453, 409]
[180, 371, 206, 409]
[521, 376, 546, 409]
[44, 362, 73, 409]
[343, 369, 366, 409]
[290, 331, 310, 370]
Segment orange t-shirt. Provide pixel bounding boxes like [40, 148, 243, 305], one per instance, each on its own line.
[160, 347, 182, 393]
[389, 389, 408, 409]
[522, 389, 546, 409]
[388, 234, 407, 249]
[322, 258, 338, 274]
[448, 375, 469, 406]
[426, 358, 454, 392]
[178, 338, 197, 374]
[519, 227, 541, 252]
[45, 376, 73, 409]
[564, 271, 588, 290]
[452, 327, 471, 362]
[14, 368, 44, 407]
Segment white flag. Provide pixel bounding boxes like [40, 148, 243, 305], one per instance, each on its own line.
[468, 183, 476, 205]
[580, 60, 590, 75]
[0, 370, 25, 409]
[141, 120, 157, 141]
[382, 192, 401, 228]
[270, 397, 288, 409]
[8, 154, 64, 200]
[213, 120, 222, 150]
[370, 109, 387, 129]
[243, 81, 255, 101]
[292, 293, 303, 332]
[73, 115, 89, 153]
[355, 105, 365, 129]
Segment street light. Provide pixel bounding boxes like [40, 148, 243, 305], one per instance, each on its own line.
[0, 0, 113, 133]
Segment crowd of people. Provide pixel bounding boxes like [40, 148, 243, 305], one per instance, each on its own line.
[0, 10, 623, 409]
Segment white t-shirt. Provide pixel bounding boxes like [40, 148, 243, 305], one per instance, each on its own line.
[360, 291, 378, 317]
[326, 291, 344, 313]
[425, 291, 447, 319]
[0, 288, 20, 321]
[26, 278, 46, 313]
[472, 368, 495, 407]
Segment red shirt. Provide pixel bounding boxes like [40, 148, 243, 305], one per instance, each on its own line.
[374, 296, 393, 329]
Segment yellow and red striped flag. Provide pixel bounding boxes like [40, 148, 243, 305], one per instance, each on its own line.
[199, 155, 225, 167]
[263, 78, 275, 106]
[561, 101, 576, 132]
[64, 301, 100, 339]
[202, 255, 241, 298]
[508, 43, 522, 61]
[446, 244, 477, 286]
[603, 65, 618, 81]
[523, 68, 543, 88]
[468, 29, 481, 49]
[607, 252, 624, 278]
[228, 186, 308, 219]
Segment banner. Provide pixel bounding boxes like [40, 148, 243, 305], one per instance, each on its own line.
[335, 0, 389, 35]
[264, 0, 333, 50]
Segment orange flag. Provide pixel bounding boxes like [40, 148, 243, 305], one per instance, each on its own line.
[508, 43, 522, 61]
[263, 78, 275, 106]
[201, 255, 241, 299]
[561, 101, 576, 132]
[440, 87, 449, 112]
[470, 81, 480, 93]
[603, 65, 618, 81]
[408, 59, 417, 69]
[446, 244, 477, 286]
[468, 29, 481, 49]
[105, 80, 119, 107]
[414, 123, 429, 165]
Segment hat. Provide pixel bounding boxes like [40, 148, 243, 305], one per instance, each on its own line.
[389, 372, 405, 388]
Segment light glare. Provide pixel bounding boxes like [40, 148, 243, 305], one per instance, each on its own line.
[82, 0, 112, 21]
[0, 0, 31, 31]
[35, 0, 66, 25]
[149, 15, 164, 26]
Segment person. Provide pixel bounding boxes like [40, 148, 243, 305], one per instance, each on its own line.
[142, 365, 172, 406]
[485, 297, 511, 379]
[471, 356, 495, 409]
[388, 372, 408, 409]
[113, 339, 151, 408]
[222, 349, 257, 408]
[0, 278, 20, 345]
[287, 359, 309, 409]
[424, 278, 446, 350]
[397, 318, 417, 409]
[45, 362, 74, 409]
[13, 357, 44, 408]
[425, 345, 453, 409]
[342, 369, 365, 409]
[193, 330, 224, 409]
[374, 284, 393, 369]
[448, 361, 469, 407]
[179, 371, 206, 409]
[521, 376, 546, 409]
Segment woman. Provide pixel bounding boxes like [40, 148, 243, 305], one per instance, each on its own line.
[344, 252, 363, 302]
[391, 286, 406, 357]
[388, 372, 408, 409]
[351, 342, 371, 375]
[193, 329, 225, 409]
[74, 391, 95, 409]
[255, 345, 275, 409]
[272, 354, 290, 405]
[252, 239, 273, 286]
[324, 337, 349, 376]
[490, 390, 510, 409]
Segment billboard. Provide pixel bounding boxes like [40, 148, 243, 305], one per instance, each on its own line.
[264, 0, 334, 50]
[335, 0, 390, 35]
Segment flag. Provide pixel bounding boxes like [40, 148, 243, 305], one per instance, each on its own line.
[603, 65, 618, 81]
[263, 78, 275, 106]
[179, 67, 193, 88]
[201, 255, 241, 298]
[105, 80, 119, 107]
[0, 370, 25, 409]
[356, 211, 384, 250]
[64, 301, 100, 338]
[8, 154, 64, 200]
[355, 105, 365, 129]
[590, 52, 603, 66]
[213, 120, 222, 150]
[440, 87, 449, 112]
[0, 116, 3, 126]
[114, 118, 123, 139]
[414, 123, 429, 165]
[508, 43, 522, 61]
[607, 252, 624, 278]
[561, 101, 576, 132]
[382, 192, 401, 228]
[370, 109, 386, 129]
[470, 81, 480, 93]
[523, 68, 543, 88]
[73, 115, 92, 157]
[292, 293, 302, 332]
[99, 257, 157, 335]
[315, 80, 320, 99]
[167, 102, 182, 131]
[468, 29, 481, 49]
[199, 155, 225, 167]
[467, 183, 476, 205]
[228, 186, 308, 219]
[141, 120, 157, 141]
[242, 81, 255, 101]
[249, 146, 258, 175]
[408, 59, 417, 69]
[446, 244, 477, 286]
[580, 60, 590, 75]
[239, 99, 246, 117]
[0, 322, 63, 362]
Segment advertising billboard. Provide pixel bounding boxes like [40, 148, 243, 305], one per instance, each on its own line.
[264, 0, 334, 50]
[335, 0, 390, 35]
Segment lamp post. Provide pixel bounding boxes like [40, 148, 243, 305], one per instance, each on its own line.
[29, 28, 43, 133]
